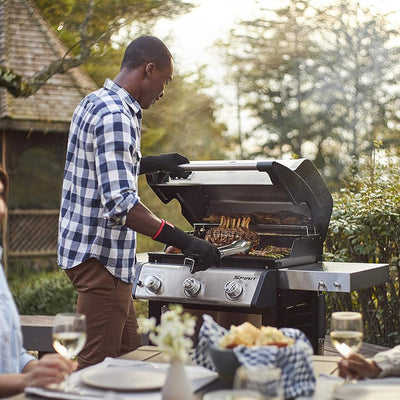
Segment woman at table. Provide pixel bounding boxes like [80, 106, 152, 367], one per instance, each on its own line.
[339, 346, 400, 379]
[0, 166, 75, 398]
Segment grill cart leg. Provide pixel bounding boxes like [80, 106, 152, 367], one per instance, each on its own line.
[317, 292, 326, 355]
[148, 300, 164, 324]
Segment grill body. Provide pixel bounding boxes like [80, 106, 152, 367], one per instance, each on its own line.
[133, 160, 389, 353]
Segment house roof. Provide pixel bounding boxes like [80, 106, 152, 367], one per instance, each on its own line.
[0, 0, 98, 131]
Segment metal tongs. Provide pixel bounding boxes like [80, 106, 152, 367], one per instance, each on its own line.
[184, 240, 252, 273]
[218, 240, 252, 258]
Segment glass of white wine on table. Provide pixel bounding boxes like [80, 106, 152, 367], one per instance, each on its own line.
[330, 311, 363, 383]
[52, 313, 87, 391]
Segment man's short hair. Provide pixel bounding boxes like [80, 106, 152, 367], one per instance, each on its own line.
[121, 36, 172, 71]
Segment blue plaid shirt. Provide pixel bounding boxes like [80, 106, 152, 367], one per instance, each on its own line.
[58, 79, 142, 283]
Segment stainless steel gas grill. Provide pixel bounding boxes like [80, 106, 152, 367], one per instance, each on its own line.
[133, 159, 389, 353]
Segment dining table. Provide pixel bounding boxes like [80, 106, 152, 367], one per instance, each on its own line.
[9, 346, 400, 400]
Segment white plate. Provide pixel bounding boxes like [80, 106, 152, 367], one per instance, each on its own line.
[81, 366, 166, 391]
[334, 379, 400, 400]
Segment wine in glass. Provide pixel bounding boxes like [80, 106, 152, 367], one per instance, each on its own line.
[330, 311, 363, 359]
[52, 313, 87, 390]
[52, 313, 87, 359]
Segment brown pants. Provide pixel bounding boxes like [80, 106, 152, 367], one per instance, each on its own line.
[65, 258, 141, 369]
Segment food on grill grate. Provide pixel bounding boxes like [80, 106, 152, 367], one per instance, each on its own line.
[249, 245, 291, 259]
[204, 215, 259, 248]
[204, 211, 311, 226]
[203, 214, 222, 224]
[251, 211, 312, 225]
[219, 322, 295, 349]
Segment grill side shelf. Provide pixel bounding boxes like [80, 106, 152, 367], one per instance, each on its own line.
[278, 262, 390, 292]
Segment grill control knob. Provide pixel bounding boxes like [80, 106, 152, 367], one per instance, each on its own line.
[183, 277, 201, 297]
[143, 275, 162, 294]
[224, 280, 243, 300]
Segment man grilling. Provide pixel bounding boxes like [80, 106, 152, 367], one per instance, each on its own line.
[58, 36, 220, 370]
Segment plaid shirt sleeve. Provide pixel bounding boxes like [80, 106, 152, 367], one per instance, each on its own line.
[94, 109, 141, 226]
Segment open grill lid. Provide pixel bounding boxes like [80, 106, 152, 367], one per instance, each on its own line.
[145, 159, 333, 241]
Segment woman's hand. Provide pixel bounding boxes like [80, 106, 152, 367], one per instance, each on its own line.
[338, 353, 382, 379]
[22, 353, 76, 389]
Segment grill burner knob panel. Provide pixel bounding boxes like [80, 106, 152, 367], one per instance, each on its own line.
[143, 275, 162, 294]
[183, 277, 201, 297]
[224, 280, 243, 300]
[134, 263, 267, 307]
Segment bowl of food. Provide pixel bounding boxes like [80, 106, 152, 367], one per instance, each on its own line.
[208, 322, 295, 380]
[208, 345, 240, 380]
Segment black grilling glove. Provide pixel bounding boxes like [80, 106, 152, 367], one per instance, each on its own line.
[139, 153, 191, 179]
[152, 220, 221, 273]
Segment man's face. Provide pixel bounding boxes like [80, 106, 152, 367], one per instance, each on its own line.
[140, 60, 173, 109]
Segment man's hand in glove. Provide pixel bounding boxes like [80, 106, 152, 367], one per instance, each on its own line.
[139, 153, 190, 179]
[181, 235, 221, 273]
[152, 220, 220, 273]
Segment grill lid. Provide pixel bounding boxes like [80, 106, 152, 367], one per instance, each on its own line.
[145, 159, 333, 240]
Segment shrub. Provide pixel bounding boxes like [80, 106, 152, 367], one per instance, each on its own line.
[13, 269, 77, 315]
[324, 150, 400, 346]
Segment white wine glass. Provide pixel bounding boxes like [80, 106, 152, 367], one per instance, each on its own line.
[330, 311, 363, 382]
[52, 313, 87, 391]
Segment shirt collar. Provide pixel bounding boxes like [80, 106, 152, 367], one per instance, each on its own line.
[103, 78, 142, 118]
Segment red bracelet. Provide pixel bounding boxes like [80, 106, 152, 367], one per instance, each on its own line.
[152, 219, 166, 240]
[152, 219, 175, 240]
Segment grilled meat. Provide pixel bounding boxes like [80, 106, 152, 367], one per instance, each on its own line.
[249, 245, 291, 259]
[252, 211, 312, 225]
[203, 214, 221, 224]
[205, 211, 312, 226]
[204, 215, 259, 248]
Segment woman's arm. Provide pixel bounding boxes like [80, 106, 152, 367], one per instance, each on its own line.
[338, 353, 381, 379]
[0, 354, 75, 398]
[372, 345, 400, 378]
[338, 345, 400, 379]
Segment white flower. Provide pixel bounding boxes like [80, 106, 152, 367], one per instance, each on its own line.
[137, 317, 156, 334]
[138, 305, 196, 362]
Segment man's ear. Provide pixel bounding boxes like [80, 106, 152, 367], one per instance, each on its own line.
[144, 62, 156, 78]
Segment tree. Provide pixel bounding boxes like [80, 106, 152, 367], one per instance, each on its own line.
[219, 1, 326, 158]
[314, 0, 400, 172]
[0, 0, 193, 96]
[219, 0, 400, 188]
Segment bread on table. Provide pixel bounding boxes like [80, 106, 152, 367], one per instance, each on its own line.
[219, 322, 294, 349]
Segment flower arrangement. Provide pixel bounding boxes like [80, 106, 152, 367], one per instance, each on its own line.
[138, 304, 196, 362]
